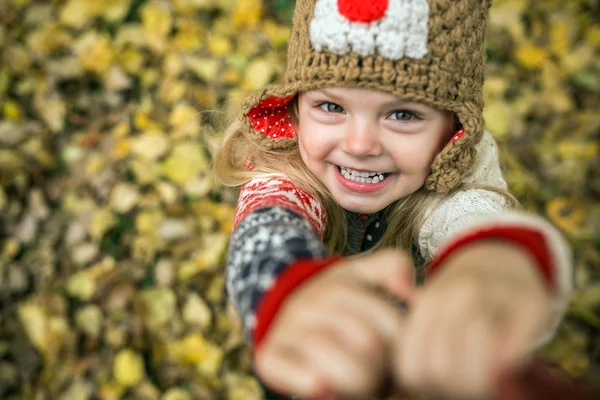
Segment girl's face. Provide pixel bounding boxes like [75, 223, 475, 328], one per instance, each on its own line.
[297, 87, 454, 214]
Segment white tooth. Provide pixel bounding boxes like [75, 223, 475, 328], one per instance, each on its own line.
[366, 177, 373, 184]
[371, 176, 379, 183]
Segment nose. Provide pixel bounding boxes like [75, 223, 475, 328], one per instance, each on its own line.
[342, 121, 383, 157]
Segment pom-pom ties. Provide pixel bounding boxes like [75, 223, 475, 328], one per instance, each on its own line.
[247, 95, 296, 140]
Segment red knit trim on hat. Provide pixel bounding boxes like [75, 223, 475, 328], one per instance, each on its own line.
[428, 226, 555, 291]
[253, 256, 343, 350]
[338, 0, 389, 23]
[247, 95, 296, 140]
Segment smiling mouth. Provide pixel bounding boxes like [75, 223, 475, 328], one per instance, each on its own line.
[336, 165, 391, 184]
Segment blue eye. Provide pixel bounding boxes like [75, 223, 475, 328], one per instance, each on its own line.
[318, 102, 344, 113]
[389, 110, 418, 121]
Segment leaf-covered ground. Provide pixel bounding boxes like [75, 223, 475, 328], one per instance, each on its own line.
[0, 0, 598, 399]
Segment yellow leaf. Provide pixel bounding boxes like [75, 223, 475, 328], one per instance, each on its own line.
[141, 1, 172, 37]
[163, 53, 184, 77]
[27, 23, 72, 56]
[560, 45, 594, 76]
[182, 293, 212, 329]
[3, 100, 23, 120]
[141, 288, 177, 331]
[173, 0, 217, 13]
[100, 0, 132, 22]
[161, 142, 207, 184]
[114, 349, 145, 388]
[557, 140, 598, 161]
[75, 33, 114, 74]
[196, 341, 223, 377]
[549, 20, 572, 56]
[205, 274, 225, 304]
[169, 103, 201, 136]
[60, 0, 101, 29]
[161, 388, 192, 400]
[542, 89, 574, 113]
[263, 20, 290, 48]
[109, 183, 140, 213]
[222, 68, 241, 85]
[232, 0, 263, 29]
[141, 0, 172, 53]
[131, 132, 169, 160]
[243, 58, 275, 91]
[1, 237, 20, 261]
[18, 303, 49, 351]
[131, 158, 162, 184]
[34, 92, 66, 132]
[158, 79, 187, 104]
[192, 87, 218, 109]
[170, 18, 204, 52]
[181, 334, 207, 364]
[86, 153, 105, 175]
[546, 198, 586, 237]
[66, 272, 97, 301]
[483, 101, 513, 139]
[4, 45, 31, 72]
[514, 44, 547, 70]
[136, 210, 165, 235]
[112, 138, 131, 159]
[89, 208, 117, 241]
[134, 111, 162, 132]
[116, 48, 145, 74]
[111, 121, 131, 138]
[585, 25, 600, 49]
[187, 57, 220, 82]
[208, 35, 232, 56]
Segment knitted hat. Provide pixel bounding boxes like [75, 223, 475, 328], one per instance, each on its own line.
[240, 0, 492, 193]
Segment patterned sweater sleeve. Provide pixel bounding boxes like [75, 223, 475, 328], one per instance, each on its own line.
[418, 131, 573, 345]
[225, 177, 338, 348]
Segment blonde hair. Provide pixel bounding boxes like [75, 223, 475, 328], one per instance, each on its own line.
[213, 98, 520, 256]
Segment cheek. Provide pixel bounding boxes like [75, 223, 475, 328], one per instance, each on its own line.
[390, 139, 438, 173]
[298, 124, 329, 158]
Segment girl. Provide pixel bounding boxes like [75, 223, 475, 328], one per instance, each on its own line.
[214, 0, 573, 399]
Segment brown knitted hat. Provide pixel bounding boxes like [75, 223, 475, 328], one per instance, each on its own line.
[240, 0, 492, 193]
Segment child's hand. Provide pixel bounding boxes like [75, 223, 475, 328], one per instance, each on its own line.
[393, 241, 552, 399]
[254, 250, 416, 399]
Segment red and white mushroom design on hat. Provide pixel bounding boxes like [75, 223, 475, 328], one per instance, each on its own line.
[310, 0, 430, 60]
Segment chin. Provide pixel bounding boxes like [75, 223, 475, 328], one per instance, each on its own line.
[335, 197, 391, 214]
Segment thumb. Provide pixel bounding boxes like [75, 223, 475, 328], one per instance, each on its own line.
[346, 249, 417, 303]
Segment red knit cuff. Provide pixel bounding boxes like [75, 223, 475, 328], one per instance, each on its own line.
[253, 256, 343, 350]
[428, 226, 555, 290]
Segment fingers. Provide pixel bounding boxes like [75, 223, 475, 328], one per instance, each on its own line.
[255, 344, 325, 398]
[300, 330, 385, 397]
[346, 249, 417, 303]
[256, 284, 401, 398]
[325, 281, 407, 346]
[258, 324, 385, 399]
[497, 296, 548, 373]
[395, 283, 509, 399]
[397, 312, 500, 399]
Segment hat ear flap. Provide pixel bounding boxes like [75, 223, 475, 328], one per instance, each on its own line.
[239, 86, 299, 150]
